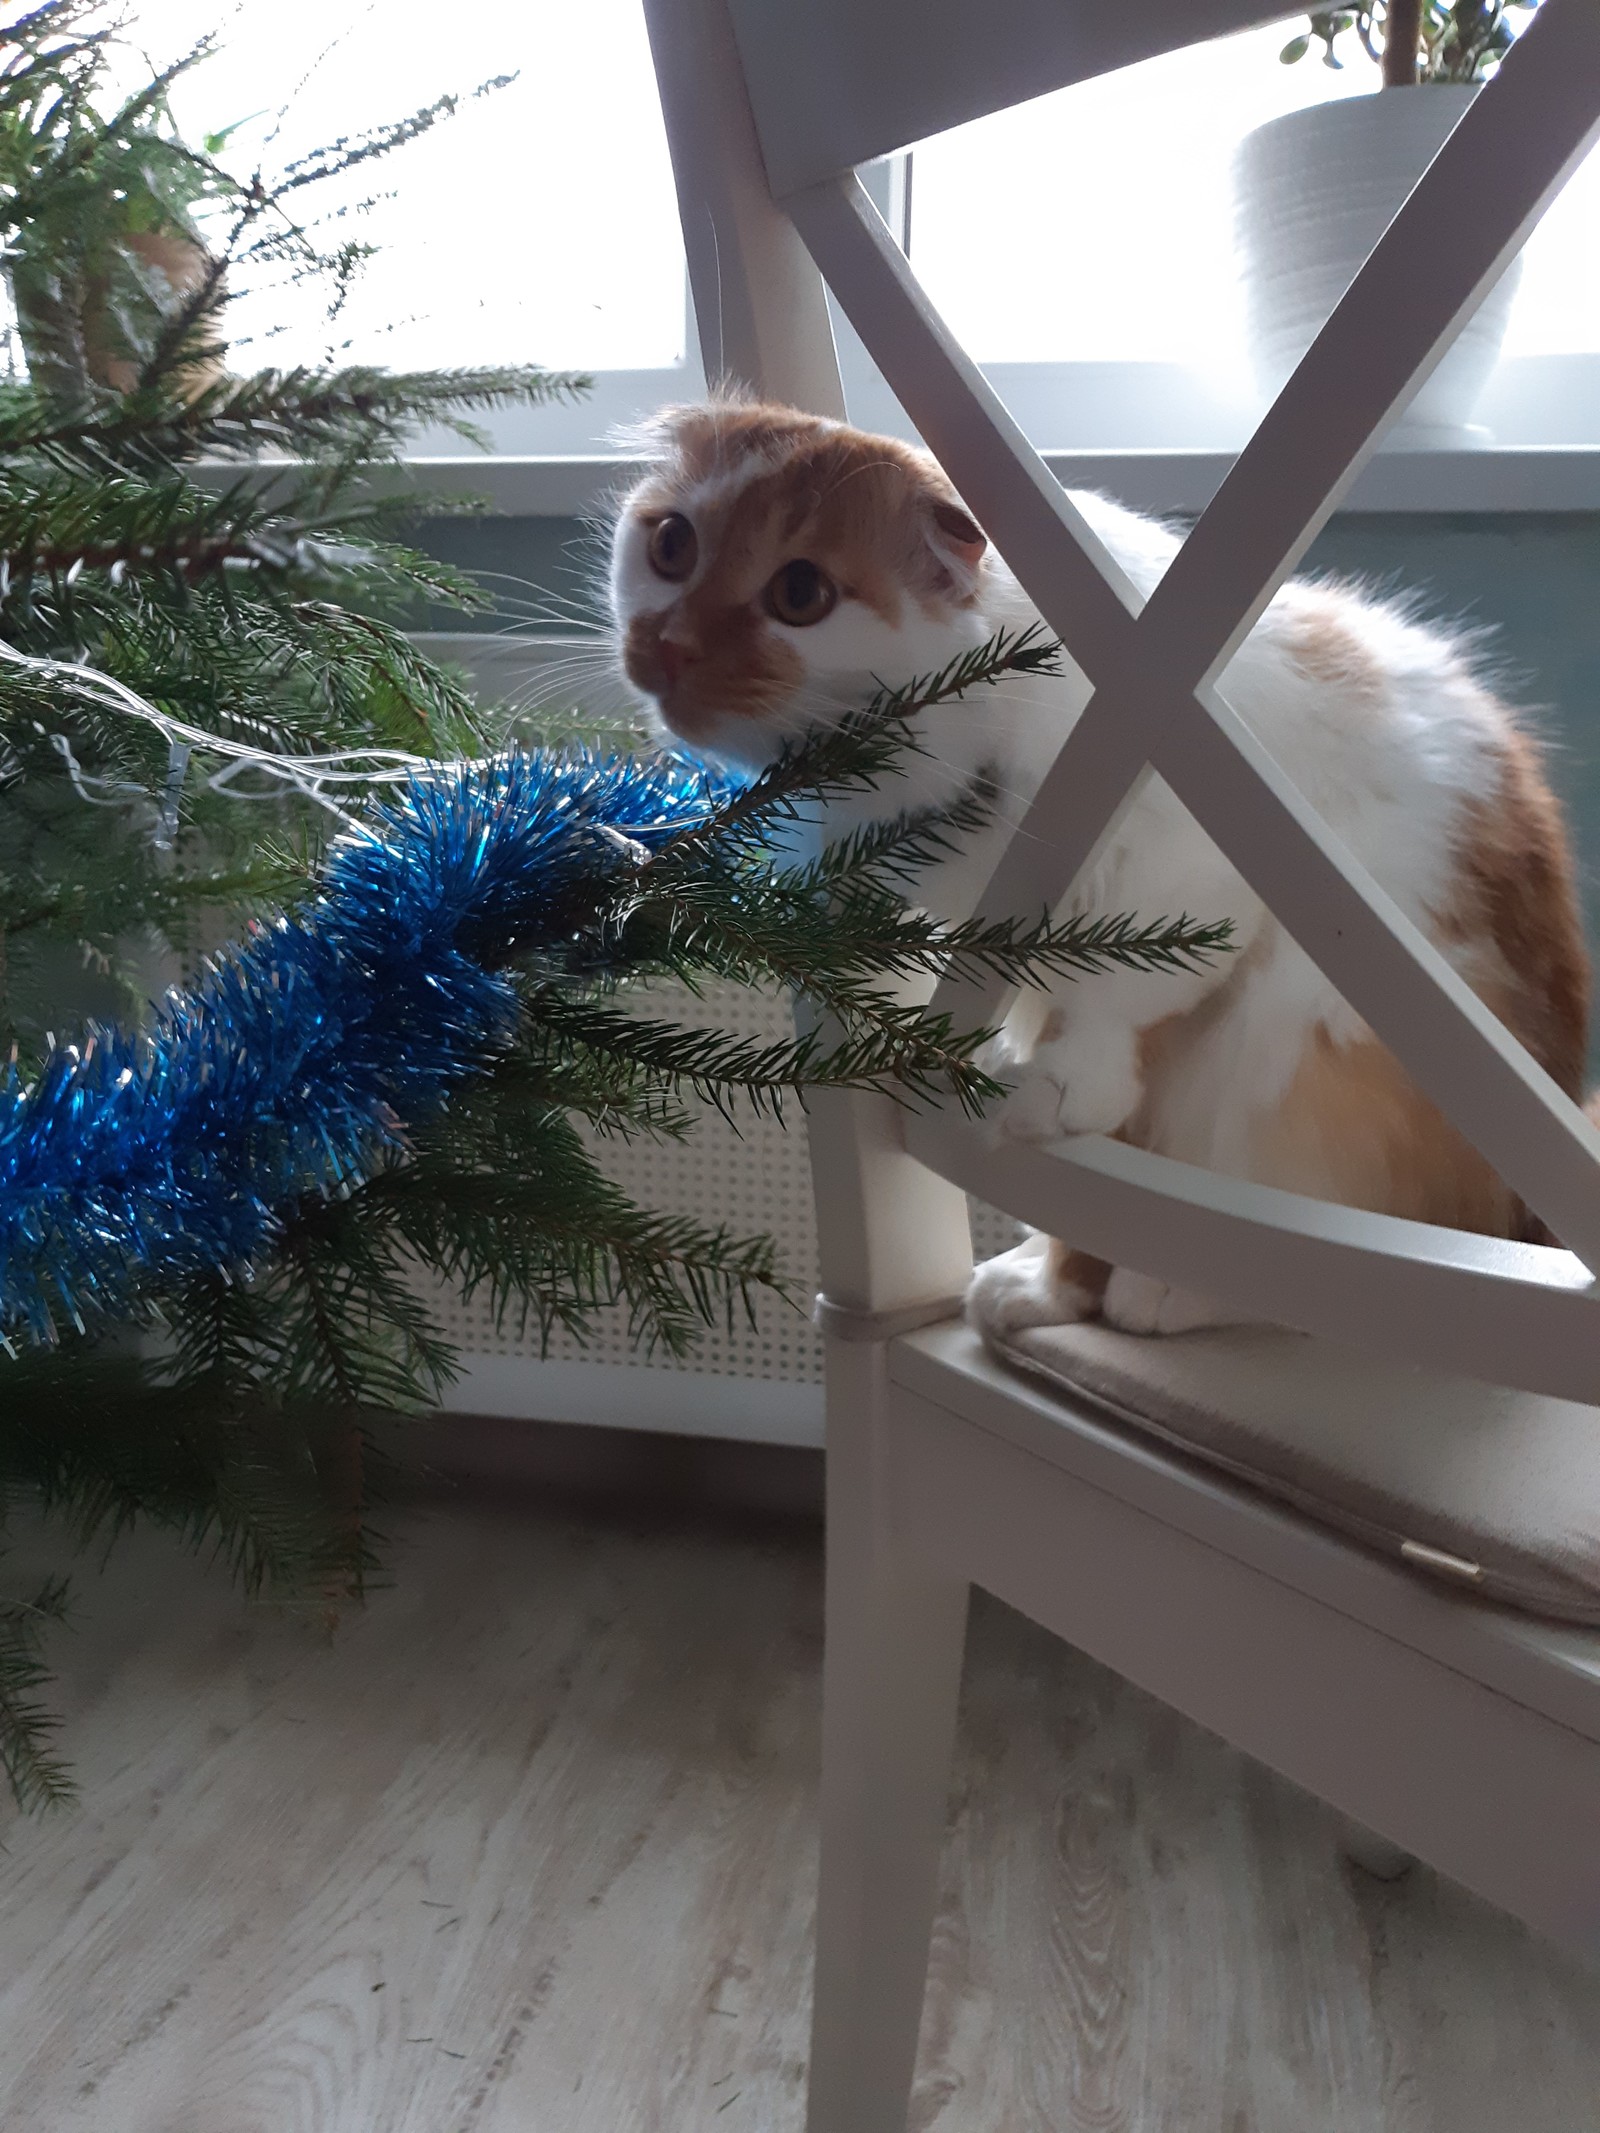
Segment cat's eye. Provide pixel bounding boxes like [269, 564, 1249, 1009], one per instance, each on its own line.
[764, 558, 837, 628]
[646, 511, 697, 582]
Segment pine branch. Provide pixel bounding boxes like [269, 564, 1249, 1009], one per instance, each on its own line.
[273, 1199, 458, 1418]
[358, 1084, 790, 1353]
[518, 994, 835, 1120]
[775, 788, 996, 892]
[275, 1211, 436, 1605]
[648, 625, 1064, 874]
[520, 994, 898, 1122]
[0, 574, 490, 860]
[0, 1340, 363, 1598]
[272, 80, 517, 200]
[282, 602, 488, 748]
[0, 364, 592, 468]
[172, 364, 591, 457]
[0, 1570, 73, 1813]
[0, 467, 335, 591]
[459, 1038, 699, 1144]
[411, 1189, 786, 1354]
[614, 863, 1233, 1011]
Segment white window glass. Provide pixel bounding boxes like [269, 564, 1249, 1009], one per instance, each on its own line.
[908, 19, 1600, 366]
[1505, 126, 1600, 355]
[122, 0, 685, 371]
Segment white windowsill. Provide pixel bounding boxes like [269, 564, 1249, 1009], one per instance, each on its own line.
[376, 447, 1600, 518]
[190, 352, 1600, 517]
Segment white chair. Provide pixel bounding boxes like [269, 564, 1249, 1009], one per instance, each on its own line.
[642, 4, 1600, 2125]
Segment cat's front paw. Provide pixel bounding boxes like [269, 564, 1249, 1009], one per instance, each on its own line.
[968, 1236, 1100, 1338]
[985, 1028, 1142, 1145]
[1101, 1267, 1234, 1336]
[989, 1058, 1071, 1144]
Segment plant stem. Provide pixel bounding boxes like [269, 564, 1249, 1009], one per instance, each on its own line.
[1382, 0, 1424, 83]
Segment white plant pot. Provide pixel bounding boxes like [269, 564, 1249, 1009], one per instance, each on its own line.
[1231, 86, 1521, 444]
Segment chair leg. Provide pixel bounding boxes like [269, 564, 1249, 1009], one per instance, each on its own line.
[807, 1353, 970, 2133]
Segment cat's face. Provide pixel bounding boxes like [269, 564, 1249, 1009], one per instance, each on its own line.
[610, 401, 990, 767]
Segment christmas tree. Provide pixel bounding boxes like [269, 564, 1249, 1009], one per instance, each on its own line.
[0, 1, 1229, 1812]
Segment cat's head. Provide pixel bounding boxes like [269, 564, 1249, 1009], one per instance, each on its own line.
[609, 400, 991, 767]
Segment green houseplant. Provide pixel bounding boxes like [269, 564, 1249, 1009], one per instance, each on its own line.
[0, 15, 231, 402]
[1283, 3, 1538, 84]
[1231, 1, 1542, 440]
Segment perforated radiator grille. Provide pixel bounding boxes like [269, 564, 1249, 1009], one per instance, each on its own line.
[419, 979, 824, 1383]
[417, 976, 1025, 1387]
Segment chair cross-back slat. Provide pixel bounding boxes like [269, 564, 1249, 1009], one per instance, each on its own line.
[784, 1, 1600, 1278]
[730, 0, 1294, 198]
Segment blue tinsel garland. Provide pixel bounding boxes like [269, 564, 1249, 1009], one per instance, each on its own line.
[0, 749, 735, 1350]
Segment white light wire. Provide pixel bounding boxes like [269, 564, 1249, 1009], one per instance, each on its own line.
[0, 633, 441, 827]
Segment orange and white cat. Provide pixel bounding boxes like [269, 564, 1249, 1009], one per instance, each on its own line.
[608, 398, 1591, 1337]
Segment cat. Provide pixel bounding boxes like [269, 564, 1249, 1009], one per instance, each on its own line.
[607, 396, 1592, 1338]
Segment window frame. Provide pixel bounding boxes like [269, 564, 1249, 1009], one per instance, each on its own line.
[313, 155, 1600, 516]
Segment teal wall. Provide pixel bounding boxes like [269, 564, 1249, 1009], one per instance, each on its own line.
[415, 509, 1600, 1055]
[412, 515, 606, 637]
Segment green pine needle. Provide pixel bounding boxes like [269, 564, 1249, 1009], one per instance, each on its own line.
[0, 1571, 74, 1815]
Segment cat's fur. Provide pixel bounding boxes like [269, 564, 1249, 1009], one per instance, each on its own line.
[609, 399, 1591, 1337]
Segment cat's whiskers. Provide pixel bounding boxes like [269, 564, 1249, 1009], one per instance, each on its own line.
[463, 567, 617, 640]
[507, 657, 636, 722]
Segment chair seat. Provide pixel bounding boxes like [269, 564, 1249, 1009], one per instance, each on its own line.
[984, 1322, 1600, 1626]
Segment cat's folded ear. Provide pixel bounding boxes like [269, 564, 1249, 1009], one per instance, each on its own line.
[926, 498, 988, 596]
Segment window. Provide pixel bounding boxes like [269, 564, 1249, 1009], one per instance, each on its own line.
[109, 0, 694, 450]
[908, 19, 1600, 366]
[107, 6, 1600, 469]
[895, 16, 1600, 458]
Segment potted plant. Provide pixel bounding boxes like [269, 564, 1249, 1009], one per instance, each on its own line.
[1231, 2, 1540, 441]
[0, 37, 222, 406]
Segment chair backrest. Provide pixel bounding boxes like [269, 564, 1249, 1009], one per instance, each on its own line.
[643, 0, 1600, 1402]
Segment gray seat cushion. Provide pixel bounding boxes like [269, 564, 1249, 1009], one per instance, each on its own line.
[984, 1321, 1600, 1625]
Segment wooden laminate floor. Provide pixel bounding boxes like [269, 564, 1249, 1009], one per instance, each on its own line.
[2, 1487, 1598, 2131]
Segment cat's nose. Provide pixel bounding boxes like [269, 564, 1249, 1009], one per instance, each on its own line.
[655, 637, 699, 688]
